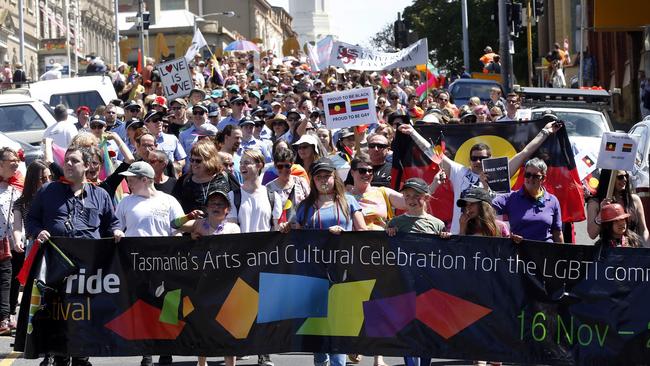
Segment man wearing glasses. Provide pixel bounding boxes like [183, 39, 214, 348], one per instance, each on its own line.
[167, 98, 190, 137]
[179, 104, 209, 172]
[143, 110, 186, 174]
[498, 93, 521, 122]
[366, 134, 393, 188]
[217, 95, 246, 131]
[398, 121, 562, 234]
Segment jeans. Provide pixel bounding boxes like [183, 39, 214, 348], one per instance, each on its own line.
[404, 357, 431, 366]
[314, 353, 346, 366]
[0, 259, 11, 319]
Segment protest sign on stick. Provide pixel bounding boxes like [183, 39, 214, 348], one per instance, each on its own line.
[322, 87, 378, 129]
[155, 57, 194, 100]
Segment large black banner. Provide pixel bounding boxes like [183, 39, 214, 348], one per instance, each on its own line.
[15, 232, 650, 365]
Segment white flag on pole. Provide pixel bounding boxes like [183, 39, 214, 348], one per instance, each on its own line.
[184, 29, 208, 62]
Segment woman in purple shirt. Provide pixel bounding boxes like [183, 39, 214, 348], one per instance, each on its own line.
[492, 158, 564, 243]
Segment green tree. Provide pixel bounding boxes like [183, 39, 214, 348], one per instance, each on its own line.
[369, 22, 397, 52]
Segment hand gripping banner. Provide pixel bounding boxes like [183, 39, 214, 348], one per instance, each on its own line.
[15, 232, 650, 365]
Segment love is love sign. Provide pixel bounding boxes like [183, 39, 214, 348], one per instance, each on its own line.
[155, 57, 194, 100]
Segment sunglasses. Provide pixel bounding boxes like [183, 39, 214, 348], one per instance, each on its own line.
[438, 98, 449, 102]
[193, 110, 206, 115]
[368, 143, 388, 150]
[208, 202, 228, 209]
[276, 163, 291, 170]
[90, 124, 104, 129]
[617, 175, 628, 181]
[524, 172, 544, 180]
[355, 167, 374, 174]
[470, 155, 490, 162]
[190, 158, 203, 164]
[171, 107, 183, 111]
[390, 97, 399, 100]
[297, 144, 312, 150]
[270, 90, 278, 93]
[223, 162, 234, 168]
[233, 101, 245, 106]
[219, 104, 228, 108]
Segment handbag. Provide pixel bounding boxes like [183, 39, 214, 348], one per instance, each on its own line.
[0, 187, 15, 261]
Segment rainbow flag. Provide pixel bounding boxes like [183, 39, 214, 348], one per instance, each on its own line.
[416, 62, 439, 100]
[350, 98, 369, 112]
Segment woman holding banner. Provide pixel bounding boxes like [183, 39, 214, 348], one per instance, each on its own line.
[586, 169, 648, 245]
[279, 157, 366, 366]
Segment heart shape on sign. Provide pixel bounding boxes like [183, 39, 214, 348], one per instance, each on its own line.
[171, 84, 179, 93]
[165, 64, 173, 72]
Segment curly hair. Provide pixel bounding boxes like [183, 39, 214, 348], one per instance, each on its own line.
[190, 139, 223, 175]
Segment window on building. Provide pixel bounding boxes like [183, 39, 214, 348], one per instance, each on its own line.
[161, 0, 185, 10]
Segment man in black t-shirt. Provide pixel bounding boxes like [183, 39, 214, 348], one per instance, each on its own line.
[367, 133, 392, 188]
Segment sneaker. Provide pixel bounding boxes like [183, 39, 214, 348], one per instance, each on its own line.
[158, 356, 173, 365]
[257, 355, 274, 366]
[8, 314, 16, 329]
[39, 355, 53, 366]
[141, 356, 153, 366]
[0, 319, 11, 335]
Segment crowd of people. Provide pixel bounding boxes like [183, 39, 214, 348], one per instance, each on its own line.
[0, 47, 646, 366]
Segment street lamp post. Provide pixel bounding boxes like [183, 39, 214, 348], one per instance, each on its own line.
[114, 0, 120, 66]
[193, 11, 236, 33]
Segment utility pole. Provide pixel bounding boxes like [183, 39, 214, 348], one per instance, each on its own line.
[114, 0, 120, 66]
[498, 0, 513, 93]
[64, 0, 71, 77]
[461, 0, 470, 72]
[526, 0, 533, 86]
[18, 0, 24, 65]
[138, 0, 145, 69]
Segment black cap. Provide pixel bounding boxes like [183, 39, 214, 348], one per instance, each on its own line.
[388, 111, 411, 125]
[125, 117, 144, 129]
[205, 190, 231, 206]
[124, 100, 141, 111]
[239, 117, 255, 126]
[309, 157, 336, 176]
[143, 110, 165, 123]
[456, 187, 493, 207]
[401, 178, 429, 194]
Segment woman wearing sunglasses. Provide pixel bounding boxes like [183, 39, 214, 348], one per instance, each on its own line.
[279, 157, 366, 366]
[172, 139, 236, 213]
[266, 148, 310, 220]
[348, 153, 405, 230]
[587, 169, 648, 245]
[492, 158, 563, 243]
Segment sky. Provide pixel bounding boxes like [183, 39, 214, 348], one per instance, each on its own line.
[267, 0, 414, 46]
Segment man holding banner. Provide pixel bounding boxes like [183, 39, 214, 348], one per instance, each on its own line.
[398, 120, 563, 234]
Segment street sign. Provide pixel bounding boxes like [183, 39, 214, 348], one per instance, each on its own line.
[125, 16, 138, 23]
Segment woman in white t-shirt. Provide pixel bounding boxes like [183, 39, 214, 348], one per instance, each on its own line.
[227, 149, 282, 232]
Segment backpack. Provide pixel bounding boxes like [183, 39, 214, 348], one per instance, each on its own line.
[233, 186, 276, 229]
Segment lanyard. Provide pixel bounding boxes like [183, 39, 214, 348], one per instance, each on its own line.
[313, 202, 340, 229]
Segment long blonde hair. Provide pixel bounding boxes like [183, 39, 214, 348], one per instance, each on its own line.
[299, 171, 350, 227]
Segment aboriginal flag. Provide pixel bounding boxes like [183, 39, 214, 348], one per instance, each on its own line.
[391, 119, 585, 224]
[605, 142, 616, 151]
[328, 101, 347, 115]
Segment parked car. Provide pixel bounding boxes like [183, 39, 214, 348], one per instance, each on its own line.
[2, 75, 117, 112]
[627, 117, 650, 227]
[447, 79, 504, 107]
[0, 131, 44, 176]
[0, 94, 56, 145]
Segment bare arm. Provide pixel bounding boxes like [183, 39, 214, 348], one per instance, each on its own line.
[397, 124, 453, 184]
[106, 132, 135, 164]
[42, 138, 53, 164]
[352, 211, 367, 231]
[12, 209, 24, 253]
[552, 229, 564, 244]
[508, 121, 561, 176]
[586, 199, 601, 240]
[385, 187, 406, 210]
[632, 194, 650, 244]
[295, 117, 309, 137]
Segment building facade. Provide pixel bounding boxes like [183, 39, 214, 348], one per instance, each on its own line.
[0, 0, 39, 81]
[38, 0, 116, 76]
[193, 0, 295, 54]
[288, 0, 330, 48]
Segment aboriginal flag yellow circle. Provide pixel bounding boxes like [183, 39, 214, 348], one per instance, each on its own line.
[455, 135, 519, 186]
[334, 105, 341, 112]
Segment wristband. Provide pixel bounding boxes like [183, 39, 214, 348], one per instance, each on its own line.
[540, 129, 551, 137]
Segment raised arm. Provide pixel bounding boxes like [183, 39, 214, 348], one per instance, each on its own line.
[397, 124, 454, 182]
[508, 121, 561, 177]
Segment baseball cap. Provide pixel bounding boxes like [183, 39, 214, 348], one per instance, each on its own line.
[227, 85, 240, 93]
[239, 118, 255, 127]
[192, 104, 209, 114]
[456, 187, 493, 207]
[119, 161, 155, 179]
[286, 108, 302, 120]
[309, 157, 336, 176]
[210, 89, 224, 99]
[230, 95, 245, 104]
[248, 90, 261, 100]
[170, 98, 188, 107]
[207, 103, 220, 117]
[205, 189, 231, 206]
[124, 100, 141, 111]
[143, 110, 165, 123]
[89, 116, 106, 126]
[193, 123, 218, 137]
[401, 178, 429, 194]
